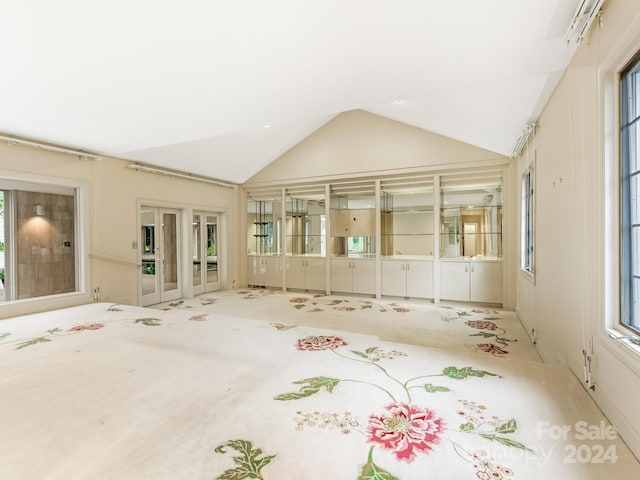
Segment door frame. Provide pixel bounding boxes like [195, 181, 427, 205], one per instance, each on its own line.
[192, 211, 222, 296]
[140, 206, 183, 306]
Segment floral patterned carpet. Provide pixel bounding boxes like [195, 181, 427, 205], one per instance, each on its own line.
[155, 289, 542, 363]
[0, 300, 638, 479]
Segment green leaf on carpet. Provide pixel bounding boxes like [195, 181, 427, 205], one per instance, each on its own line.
[459, 422, 475, 432]
[478, 433, 534, 452]
[351, 350, 370, 359]
[495, 419, 518, 434]
[107, 304, 122, 311]
[214, 439, 276, 479]
[359, 448, 399, 480]
[16, 337, 51, 349]
[423, 383, 450, 393]
[442, 366, 499, 379]
[274, 376, 341, 401]
[134, 317, 162, 326]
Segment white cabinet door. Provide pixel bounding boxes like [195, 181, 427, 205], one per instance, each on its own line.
[406, 261, 433, 299]
[247, 256, 265, 287]
[305, 257, 326, 291]
[381, 260, 407, 296]
[286, 257, 306, 290]
[440, 261, 470, 301]
[264, 256, 282, 288]
[352, 259, 375, 294]
[470, 261, 502, 303]
[331, 258, 353, 292]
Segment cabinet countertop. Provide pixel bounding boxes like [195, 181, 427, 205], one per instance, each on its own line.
[440, 256, 502, 262]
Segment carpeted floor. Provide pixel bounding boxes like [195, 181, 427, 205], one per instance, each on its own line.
[0, 293, 637, 479]
[154, 288, 542, 362]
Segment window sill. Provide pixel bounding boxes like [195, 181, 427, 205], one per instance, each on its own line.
[601, 328, 640, 377]
[519, 268, 535, 285]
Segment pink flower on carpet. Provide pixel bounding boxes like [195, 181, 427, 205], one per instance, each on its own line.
[335, 306, 356, 311]
[471, 450, 514, 479]
[393, 307, 410, 313]
[289, 297, 309, 304]
[465, 320, 498, 330]
[295, 335, 347, 351]
[366, 402, 445, 463]
[69, 323, 104, 331]
[475, 343, 509, 356]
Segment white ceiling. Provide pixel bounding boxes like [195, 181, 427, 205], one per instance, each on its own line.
[0, 1, 584, 184]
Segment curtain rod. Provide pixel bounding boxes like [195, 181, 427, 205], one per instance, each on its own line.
[0, 134, 102, 160]
[127, 163, 236, 189]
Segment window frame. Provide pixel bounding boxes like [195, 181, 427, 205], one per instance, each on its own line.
[619, 51, 640, 335]
[0, 174, 87, 307]
[520, 163, 535, 277]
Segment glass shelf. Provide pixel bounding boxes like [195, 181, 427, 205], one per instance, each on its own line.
[285, 197, 326, 256]
[381, 189, 434, 258]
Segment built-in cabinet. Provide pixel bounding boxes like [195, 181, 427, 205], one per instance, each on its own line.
[440, 260, 502, 303]
[286, 256, 325, 291]
[331, 258, 375, 294]
[381, 259, 433, 298]
[247, 255, 283, 288]
[246, 170, 505, 305]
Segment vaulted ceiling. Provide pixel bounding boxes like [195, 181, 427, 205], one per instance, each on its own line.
[1, 1, 587, 183]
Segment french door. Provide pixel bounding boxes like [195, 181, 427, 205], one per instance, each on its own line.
[141, 208, 182, 306]
[192, 212, 221, 295]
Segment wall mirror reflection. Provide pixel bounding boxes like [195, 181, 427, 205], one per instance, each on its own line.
[329, 189, 376, 257]
[285, 196, 325, 256]
[440, 173, 503, 259]
[381, 186, 434, 258]
[247, 198, 281, 255]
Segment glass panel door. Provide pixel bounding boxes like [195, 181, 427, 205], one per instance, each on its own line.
[193, 212, 221, 295]
[141, 209, 158, 300]
[193, 214, 203, 292]
[162, 212, 180, 299]
[205, 214, 220, 291]
[141, 207, 181, 305]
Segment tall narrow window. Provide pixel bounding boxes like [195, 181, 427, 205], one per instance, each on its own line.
[521, 166, 535, 274]
[620, 53, 640, 333]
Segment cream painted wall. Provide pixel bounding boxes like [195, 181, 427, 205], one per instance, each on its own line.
[246, 110, 506, 185]
[0, 143, 240, 319]
[516, 0, 640, 459]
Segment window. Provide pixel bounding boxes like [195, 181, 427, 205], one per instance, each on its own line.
[0, 180, 80, 303]
[521, 166, 535, 274]
[620, 53, 640, 334]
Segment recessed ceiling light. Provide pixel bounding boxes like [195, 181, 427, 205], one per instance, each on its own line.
[263, 124, 271, 129]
